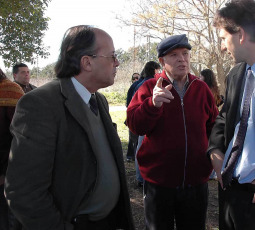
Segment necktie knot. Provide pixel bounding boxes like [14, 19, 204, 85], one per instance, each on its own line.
[89, 94, 98, 116]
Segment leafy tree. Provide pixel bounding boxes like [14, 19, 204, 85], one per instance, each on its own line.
[118, 0, 232, 92]
[116, 42, 158, 66]
[0, 0, 51, 67]
[40, 62, 56, 79]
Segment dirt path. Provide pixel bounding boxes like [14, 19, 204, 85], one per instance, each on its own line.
[125, 162, 219, 230]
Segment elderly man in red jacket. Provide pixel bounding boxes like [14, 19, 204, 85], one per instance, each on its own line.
[127, 34, 218, 230]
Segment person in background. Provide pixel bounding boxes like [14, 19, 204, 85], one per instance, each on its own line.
[200, 69, 224, 180]
[0, 68, 24, 230]
[208, 0, 255, 229]
[12, 63, 36, 93]
[200, 69, 224, 108]
[131, 73, 140, 83]
[5, 25, 134, 230]
[133, 61, 161, 187]
[126, 73, 141, 162]
[127, 34, 218, 230]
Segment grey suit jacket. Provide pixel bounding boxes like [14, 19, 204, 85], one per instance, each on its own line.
[208, 62, 247, 154]
[5, 78, 134, 230]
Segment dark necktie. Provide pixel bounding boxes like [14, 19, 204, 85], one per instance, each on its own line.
[222, 68, 254, 188]
[89, 94, 98, 116]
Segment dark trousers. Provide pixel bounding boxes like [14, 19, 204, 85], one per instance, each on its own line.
[0, 184, 22, 230]
[218, 180, 255, 230]
[126, 130, 138, 160]
[72, 211, 117, 230]
[144, 180, 208, 230]
[0, 184, 9, 230]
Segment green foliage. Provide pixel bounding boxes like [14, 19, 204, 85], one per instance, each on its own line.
[0, 0, 51, 67]
[40, 62, 56, 79]
[116, 42, 158, 65]
[101, 91, 127, 105]
[110, 110, 128, 151]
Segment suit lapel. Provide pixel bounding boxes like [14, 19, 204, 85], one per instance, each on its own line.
[226, 63, 247, 145]
[59, 78, 98, 150]
[231, 63, 247, 125]
[60, 79, 124, 173]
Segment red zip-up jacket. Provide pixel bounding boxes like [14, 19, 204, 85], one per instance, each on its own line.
[127, 71, 218, 188]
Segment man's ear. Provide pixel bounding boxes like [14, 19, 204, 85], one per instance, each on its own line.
[80, 56, 92, 71]
[239, 27, 246, 45]
[13, 74, 17, 80]
[159, 57, 165, 67]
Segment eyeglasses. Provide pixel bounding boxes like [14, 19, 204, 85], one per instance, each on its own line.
[88, 54, 118, 62]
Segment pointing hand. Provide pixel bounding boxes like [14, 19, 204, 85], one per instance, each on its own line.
[152, 77, 174, 108]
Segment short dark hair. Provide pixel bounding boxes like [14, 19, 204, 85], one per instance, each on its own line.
[55, 25, 97, 78]
[144, 61, 161, 78]
[12, 63, 28, 74]
[214, 0, 255, 42]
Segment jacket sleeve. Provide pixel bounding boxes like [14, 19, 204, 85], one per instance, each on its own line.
[205, 88, 219, 139]
[207, 77, 231, 155]
[4, 93, 72, 230]
[207, 98, 227, 155]
[126, 81, 163, 136]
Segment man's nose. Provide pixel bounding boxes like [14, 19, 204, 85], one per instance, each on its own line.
[115, 59, 120, 67]
[178, 54, 185, 61]
[221, 42, 227, 52]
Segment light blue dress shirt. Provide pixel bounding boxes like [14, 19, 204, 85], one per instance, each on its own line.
[222, 64, 255, 184]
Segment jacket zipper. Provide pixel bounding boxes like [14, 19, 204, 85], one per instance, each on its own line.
[171, 78, 197, 188]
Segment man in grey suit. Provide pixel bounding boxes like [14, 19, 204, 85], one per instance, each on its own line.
[5, 25, 134, 230]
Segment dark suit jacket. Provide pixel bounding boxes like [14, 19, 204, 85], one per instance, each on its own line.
[5, 78, 134, 230]
[208, 62, 247, 154]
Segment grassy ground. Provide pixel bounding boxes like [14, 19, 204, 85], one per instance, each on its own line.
[110, 108, 219, 230]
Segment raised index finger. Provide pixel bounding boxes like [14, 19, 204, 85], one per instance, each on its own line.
[156, 77, 163, 88]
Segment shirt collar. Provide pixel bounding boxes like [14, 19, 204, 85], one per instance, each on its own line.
[165, 71, 189, 85]
[246, 63, 255, 77]
[71, 77, 91, 104]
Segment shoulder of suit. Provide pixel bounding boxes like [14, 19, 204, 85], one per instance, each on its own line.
[228, 62, 246, 77]
[26, 79, 60, 98]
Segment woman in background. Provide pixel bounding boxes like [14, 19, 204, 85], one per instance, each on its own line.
[199, 68, 224, 180]
[200, 69, 224, 107]
[0, 68, 24, 230]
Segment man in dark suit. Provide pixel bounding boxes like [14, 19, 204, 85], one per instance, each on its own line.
[208, 0, 255, 229]
[12, 63, 36, 93]
[5, 25, 134, 230]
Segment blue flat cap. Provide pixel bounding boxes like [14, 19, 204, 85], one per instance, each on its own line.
[157, 34, 192, 57]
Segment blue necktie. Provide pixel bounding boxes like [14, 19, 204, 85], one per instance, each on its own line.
[89, 94, 98, 116]
[222, 68, 254, 189]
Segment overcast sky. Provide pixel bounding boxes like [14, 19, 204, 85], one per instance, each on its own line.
[1, 0, 136, 70]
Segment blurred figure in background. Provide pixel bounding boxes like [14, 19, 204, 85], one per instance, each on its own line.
[199, 69, 224, 180]
[133, 61, 161, 187]
[12, 63, 36, 93]
[131, 73, 140, 83]
[0, 68, 24, 230]
[200, 69, 224, 108]
[126, 72, 141, 162]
